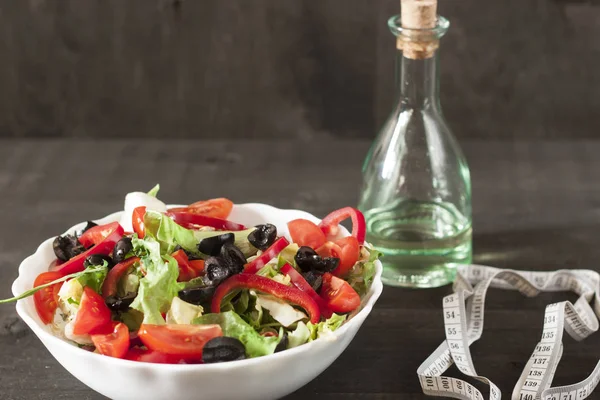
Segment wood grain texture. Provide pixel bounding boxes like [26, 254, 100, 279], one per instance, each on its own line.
[0, 0, 598, 139]
[0, 139, 599, 399]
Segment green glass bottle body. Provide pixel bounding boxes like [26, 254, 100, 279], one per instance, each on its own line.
[358, 15, 472, 288]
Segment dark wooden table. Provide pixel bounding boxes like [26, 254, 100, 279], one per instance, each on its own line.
[1, 139, 599, 400]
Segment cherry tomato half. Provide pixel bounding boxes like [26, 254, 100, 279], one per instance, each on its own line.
[320, 273, 361, 314]
[73, 287, 112, 335]
[102, 257, 140, 299]
[288, 219, 326, 250]
[169, 198, 233, 220]
[171, 250, 204, 282]
[124, 347, 185, 364]
[138, 324, 222, 358]
[332, 236, 360, 277]
[33, 271, 64, 324]
[91, 321, 130, 359]
[132, 206, 146, 239]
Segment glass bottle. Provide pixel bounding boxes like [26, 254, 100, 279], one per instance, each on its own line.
[358, 14, 472, 288]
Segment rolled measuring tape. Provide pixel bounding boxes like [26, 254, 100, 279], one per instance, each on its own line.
[417, 265, 600, 400]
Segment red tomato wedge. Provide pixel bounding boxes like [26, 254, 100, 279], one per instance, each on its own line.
[55, 222, 124, 276]
[102, 257, 140, 299]
[171, 250, 200, 282]
[332, 236, 360, 277]
[33, 271, 64, 324]
[169, 198, 233, 219]
[287, 219, 327, 250]
[124, 347, 184, 364]
[73, 287, 112, 335]
[315, 241, 342, 259]
[189, 260, 205, 275]
[79, 222, 118, 249]
[319, 207, 366, 244]
[138, 324, 223, 358]
[91, 321, 130, 359]
[132, 206, 146, 239]
[320, 273, 361, 314]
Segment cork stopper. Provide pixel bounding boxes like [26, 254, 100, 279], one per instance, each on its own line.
[401, 0, 437, 29]
[398, 0, 439, 59]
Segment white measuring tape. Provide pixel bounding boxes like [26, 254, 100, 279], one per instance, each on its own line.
[417, 265, 600, 400]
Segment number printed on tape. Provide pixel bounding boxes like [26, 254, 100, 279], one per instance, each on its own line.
[417, 265, 600, 400]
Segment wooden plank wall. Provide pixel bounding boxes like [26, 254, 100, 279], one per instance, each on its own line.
[0, 0, 597, 139]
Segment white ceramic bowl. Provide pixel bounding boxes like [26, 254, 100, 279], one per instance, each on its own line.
[12, 203, 383, 400]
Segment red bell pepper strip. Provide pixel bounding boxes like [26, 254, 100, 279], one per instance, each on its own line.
[318, 207, 366, 244]
[102, 257, 140, 298]
[243, 237, 290, 274]
[211, 273, 321, 323]
[55, 222, 124, 276]
[166, 211, 246, 231]
[280, 264, 332, 318]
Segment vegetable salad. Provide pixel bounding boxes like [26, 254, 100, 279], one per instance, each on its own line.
[5, 186, 380, 364]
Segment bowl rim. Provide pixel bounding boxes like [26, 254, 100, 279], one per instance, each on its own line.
[12, 202, 383, 371]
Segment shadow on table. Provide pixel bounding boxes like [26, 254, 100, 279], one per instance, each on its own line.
[473, 224, 600, 271]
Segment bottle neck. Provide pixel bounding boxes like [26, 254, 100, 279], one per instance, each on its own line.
[395, 50, 440, 109]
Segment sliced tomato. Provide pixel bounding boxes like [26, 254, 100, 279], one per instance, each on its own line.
[315, 241, 342, 259]
[320, 273, 361, 314]
[332, 236, 360, 277]
[102, 257, 140, 299]
[124, 347, 184, 364]
[288, 219, 327, 250]
[73, 287, 112, 335]
[171, 250, 201, 282]
[189, 260, 205, 275]
[79, 222, 119, 249]
[132, 206, 146, 239]
[138, 324, 223, 358]
[91, 321, 130, 359]
[169, 198, 233, 219]
[33, 271, 64, 324]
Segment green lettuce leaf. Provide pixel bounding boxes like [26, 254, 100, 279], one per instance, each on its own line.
[256, 263, 291, 286]
[193, 311, 280, 358]
[119, 309, 144, 331]
[307, 313, 347, 340]
[233, 289, 250, 315]
[147, 184, 161, 198]
[143, 210, 199, 255]
[277, 243, 299, 268]
[255, 294, 307, 327]
[347, 245, 382, 297]
[130, 237, 183, 324]
[288, 321, 311, 348]
[244, 291, 263, 329]
[77, 261, 108, 294]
